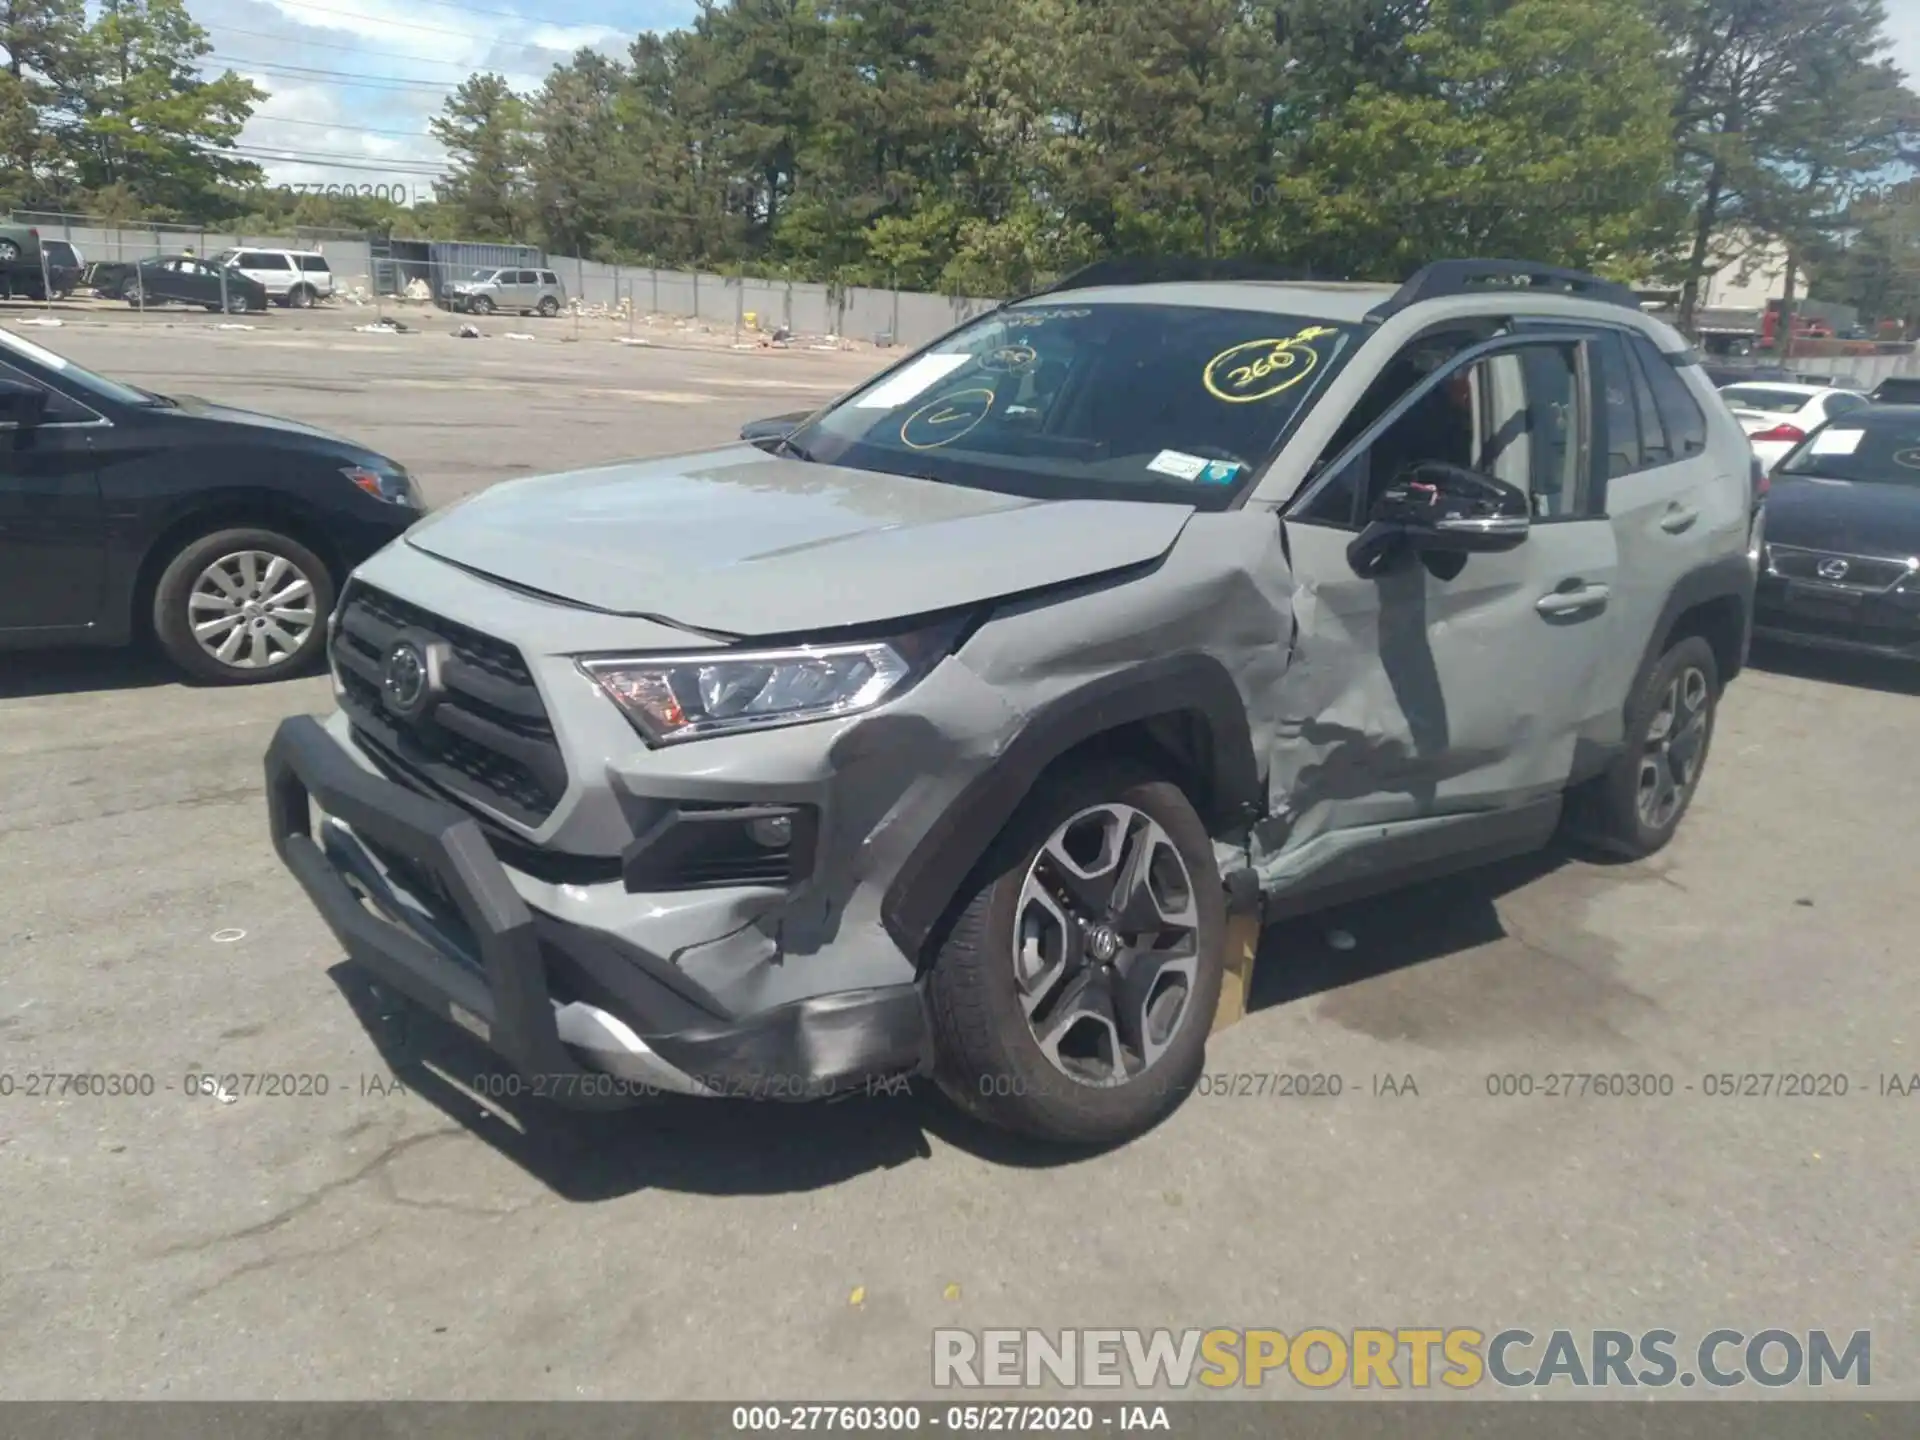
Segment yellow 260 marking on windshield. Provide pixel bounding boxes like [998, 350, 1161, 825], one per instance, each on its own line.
[901, 387, 996, 450]
[1203, 326, 1342, 404]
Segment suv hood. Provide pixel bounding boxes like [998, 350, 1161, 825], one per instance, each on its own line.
[403, 446, 1195, 635]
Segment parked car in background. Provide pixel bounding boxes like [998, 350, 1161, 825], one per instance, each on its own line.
[1754, 406, 1920, 661]
[1719, 381, 1871, 472]
[0, 232, 84, 301]
[442, 266, 566, 316]
[0, 327, 422, 683]
[1869, 376, 1920, 406]
[39, 239, 83, 298]
[212, 248, 334, 308]
[118, 255, 272, 313]
[0, 223, 44, 298]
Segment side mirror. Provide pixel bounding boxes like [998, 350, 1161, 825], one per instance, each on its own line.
[740, 410, 814, 451]
[1348, 461, 1530, 578]
[0, 378, 48, 431]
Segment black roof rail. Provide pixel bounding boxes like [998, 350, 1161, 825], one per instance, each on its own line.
[1022, 256, 1342, 299]
[1367, 259, 1644, 322]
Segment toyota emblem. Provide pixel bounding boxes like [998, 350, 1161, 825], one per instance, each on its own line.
[381, 641, 429, 715]
[1816, 558, 1851, 581]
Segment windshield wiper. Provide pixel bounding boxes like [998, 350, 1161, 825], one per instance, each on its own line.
[774, 434, 815, 463]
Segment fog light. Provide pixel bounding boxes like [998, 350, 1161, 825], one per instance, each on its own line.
[747, 815, 793, 849]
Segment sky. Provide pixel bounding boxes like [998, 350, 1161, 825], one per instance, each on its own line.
[195, 0, 697, 198]
[203, 0, 1920, 203]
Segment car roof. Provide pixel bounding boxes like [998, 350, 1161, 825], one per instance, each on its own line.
[1011, 280, 1394, 324]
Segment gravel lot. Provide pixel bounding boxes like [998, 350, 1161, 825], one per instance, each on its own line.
[2, 307, 1918, 1401]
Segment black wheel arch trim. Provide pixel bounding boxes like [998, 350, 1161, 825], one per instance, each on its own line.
[1630, 552, 1755, 713]
[879, 652, 1260, 962]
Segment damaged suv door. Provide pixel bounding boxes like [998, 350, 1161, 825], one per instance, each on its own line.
[1254, 334, 1621, 905]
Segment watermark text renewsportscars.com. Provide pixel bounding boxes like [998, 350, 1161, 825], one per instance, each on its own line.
[933, 1328, 1871, 1391]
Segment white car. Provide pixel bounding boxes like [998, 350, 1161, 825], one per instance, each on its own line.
[1718, 381, 1871, 472]
[211, 248, 334, 308]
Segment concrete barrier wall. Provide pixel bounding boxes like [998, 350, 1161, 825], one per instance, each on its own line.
[546, 253, 1003, 348]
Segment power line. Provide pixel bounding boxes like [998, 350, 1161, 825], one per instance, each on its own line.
[208, 24, 480, 68]
[247, 114, 437, 139]
[234, 151, 448, 176]
[208, 55, 463, 91]
[233, 139, 445, 167]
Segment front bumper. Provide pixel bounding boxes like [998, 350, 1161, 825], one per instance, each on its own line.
[1754, 575, 1920, 662]
[266, 715, 931, 1105]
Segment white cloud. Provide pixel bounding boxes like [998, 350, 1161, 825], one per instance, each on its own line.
[192, 0, 677, 199]
[1885, 3, 1920, 88]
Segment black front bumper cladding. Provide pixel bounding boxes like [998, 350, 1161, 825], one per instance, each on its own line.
[265, 716, 930, 1105]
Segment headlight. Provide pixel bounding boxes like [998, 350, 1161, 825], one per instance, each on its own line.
[343, 464, 420, 507]
[580, 621, 961, 745]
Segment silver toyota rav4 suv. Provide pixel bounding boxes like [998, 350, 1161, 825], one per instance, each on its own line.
[267, 259, 1760, 1147]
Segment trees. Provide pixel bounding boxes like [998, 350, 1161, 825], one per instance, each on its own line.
[59, 0, 262, 218]
[1661, 0, 1915, 331]
[429, 73, 532, 240]
[1268, 0, 1681, 278]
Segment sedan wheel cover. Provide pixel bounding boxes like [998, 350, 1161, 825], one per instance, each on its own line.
[1637, 665, 1711, 831]
[188, 550, 318, 670]
[1012, 803, 1201, 1089]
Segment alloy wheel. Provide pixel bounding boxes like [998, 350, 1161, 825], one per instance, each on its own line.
[1637, 665, 1711, 831]
[187, 550, 318, 671]
[1012, 804, 1201, 1088]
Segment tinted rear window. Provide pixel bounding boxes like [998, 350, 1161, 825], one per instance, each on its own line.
[1721, 385, 1814, 413]
[1634, 337, 1709, 459]
[1873, 378, 1920, 402]
[298, 255, 330, 272]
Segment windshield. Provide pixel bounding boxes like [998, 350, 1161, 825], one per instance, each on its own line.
[469, 269, 498, 282]
[1777, 417, 1920, 486]
[0, 328, 161, 408]
[791, 302, 1356, 507]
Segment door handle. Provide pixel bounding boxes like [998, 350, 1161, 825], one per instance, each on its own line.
[1660, 504, 1700, 534]
[1536, 583, 1610, 617]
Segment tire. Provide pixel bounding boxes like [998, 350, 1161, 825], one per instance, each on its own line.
[537, 296, 559, 317]
[925, 758, 1226, 1146]
[225, 293, 251, 314]
[125, 282, 144, 306]
[285, 285, 314, 310]
[1565, 635, 1720, 860]
[468, 295, 494, 316]
[0, 240, 19, 261]
[151, 528, 334, 685]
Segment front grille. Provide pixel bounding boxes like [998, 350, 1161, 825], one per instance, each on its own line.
[1766, 545, 1918, 593]
[330, 582, 568, 828]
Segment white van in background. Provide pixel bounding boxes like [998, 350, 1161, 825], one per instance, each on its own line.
[213, 248, 335, 307]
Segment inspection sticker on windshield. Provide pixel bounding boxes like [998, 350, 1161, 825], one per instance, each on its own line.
[854, 353, 972, 409]
[1810, 428, 1864, 456]
[1199, 460, 1243, 485]
[1147, 450, 1210, 481]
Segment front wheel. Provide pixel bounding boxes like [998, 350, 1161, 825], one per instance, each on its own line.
[926, 760, 1225, 1146]
[125, 281, 145, 306]
[152, 528, 334, 684]
[468, 295, 494, 316]
[1565, 635, 1720, 859]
